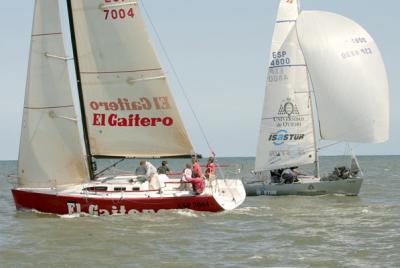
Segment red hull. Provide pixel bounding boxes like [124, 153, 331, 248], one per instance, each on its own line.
[11, 189, 224, 215]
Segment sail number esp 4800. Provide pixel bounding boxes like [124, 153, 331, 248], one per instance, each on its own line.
[103, 0, 135, 20]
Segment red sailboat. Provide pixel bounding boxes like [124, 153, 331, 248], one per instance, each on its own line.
[12, 0, 246, 215]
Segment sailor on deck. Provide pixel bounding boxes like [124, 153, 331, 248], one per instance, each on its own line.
[182, 163, 205, 195]
[192, 158, 203, 178]
[140, 161, 160, 190]
[205, 157, 216, 179]
[281, 167, 299, 184]
[157, 160, 171, 175]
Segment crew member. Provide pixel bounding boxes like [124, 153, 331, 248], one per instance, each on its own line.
[281, 167, 299, 184]
[183, 168, 205, 195]
[139, 160, 160, 190]
[157, 160, 171, 175]
[192, 158, 203, 178]
[205, 157, 216, 179]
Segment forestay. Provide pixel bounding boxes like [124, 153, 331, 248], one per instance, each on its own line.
[69, 0, 194, 158]
[18, 0, 89, 187]
[296, 11, 389, 143]
[255, 0, 316, 172]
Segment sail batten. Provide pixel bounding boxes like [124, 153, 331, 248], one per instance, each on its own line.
[69, 0, 194, 158]
[255, 0, 316, 172]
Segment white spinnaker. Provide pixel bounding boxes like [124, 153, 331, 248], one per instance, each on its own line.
[70, 0, 194, 158]
[297, 11, 389, 143]
[18, 0, 89, 187]
[255, 0, 316, 172]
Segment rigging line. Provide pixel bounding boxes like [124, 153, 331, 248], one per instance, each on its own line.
[318, 141, 342, 151]
[140, 2, 214, 156]
[94, 158, 127, 178]
[24, 105, 74, 110]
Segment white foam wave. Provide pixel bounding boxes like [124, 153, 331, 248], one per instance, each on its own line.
[174, 210, 199, 218]
[249, 255, 263, 260]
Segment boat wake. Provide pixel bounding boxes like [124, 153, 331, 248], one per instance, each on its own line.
[174, 210, 199, 218]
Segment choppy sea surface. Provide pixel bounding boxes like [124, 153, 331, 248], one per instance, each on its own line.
[0, 156, 399, 268]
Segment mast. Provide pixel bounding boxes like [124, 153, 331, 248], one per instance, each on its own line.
[66, 0, 95, 180]
[307, 70, 321, 178]
[297, 0, 320, 177]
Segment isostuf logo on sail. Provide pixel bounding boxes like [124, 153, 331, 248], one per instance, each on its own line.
[269, 129, 305, 146]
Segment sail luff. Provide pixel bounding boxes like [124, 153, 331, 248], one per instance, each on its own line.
[16, 0, 36, 185]
[294, 17, 321, 177]
[305, 69, 320, 177]
[66, 0, 95, 179]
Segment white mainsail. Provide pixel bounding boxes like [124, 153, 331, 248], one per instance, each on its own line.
[296, 11, 390, 143]
[18, 0, 89, 187]
[255, 0, 316, 172]
[69, 0, 194, 158]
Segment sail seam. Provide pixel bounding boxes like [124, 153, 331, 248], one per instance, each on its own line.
[24, 105, 74, 110]
[80, 68, 162, 75]
[32, 32, 62, 37]
[269, 64, 306, 69]
[276, 20, 297, 23]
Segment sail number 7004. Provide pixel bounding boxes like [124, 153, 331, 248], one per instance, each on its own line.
[103, 0, 135, 21]
[104, 8, 135, 20]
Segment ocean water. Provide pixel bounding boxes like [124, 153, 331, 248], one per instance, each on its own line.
[0, 156, 399, 268]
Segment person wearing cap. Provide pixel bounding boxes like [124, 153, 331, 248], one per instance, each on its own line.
[157, 160, 171, 175]
[281, 167, 299, 184]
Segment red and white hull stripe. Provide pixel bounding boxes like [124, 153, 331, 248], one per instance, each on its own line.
[12, 189, 224, 215]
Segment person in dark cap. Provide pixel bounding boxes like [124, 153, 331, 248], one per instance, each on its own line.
[281, 167, 299, 184]
[157, 160, 171, 175]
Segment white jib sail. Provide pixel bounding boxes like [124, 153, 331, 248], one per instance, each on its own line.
[255, 0, 316, 172]
[18, 0, 89, 187]
[69, 0, 194, 158]
[296, 11, 390, 143]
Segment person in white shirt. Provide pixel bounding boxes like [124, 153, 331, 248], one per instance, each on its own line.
[139, 160, 160, 190]
[182, 163, 192, 181]
[181, 163, 193, 191]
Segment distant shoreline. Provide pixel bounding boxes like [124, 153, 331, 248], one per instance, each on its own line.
[0, 155, 399, 161]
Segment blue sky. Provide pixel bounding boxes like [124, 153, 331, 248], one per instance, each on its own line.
[0, 0, 398, 160]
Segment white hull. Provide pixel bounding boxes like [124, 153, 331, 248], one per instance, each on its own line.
[245, 177, 363, 196]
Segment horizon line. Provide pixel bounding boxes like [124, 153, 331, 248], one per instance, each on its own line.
[0, 154, 399, 161]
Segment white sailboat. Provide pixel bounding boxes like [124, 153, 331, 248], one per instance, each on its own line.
[245, 0, 389, 196]
[12, 0, 245, 215]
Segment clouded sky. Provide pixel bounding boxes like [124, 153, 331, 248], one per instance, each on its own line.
[0, 0, 398, 160]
